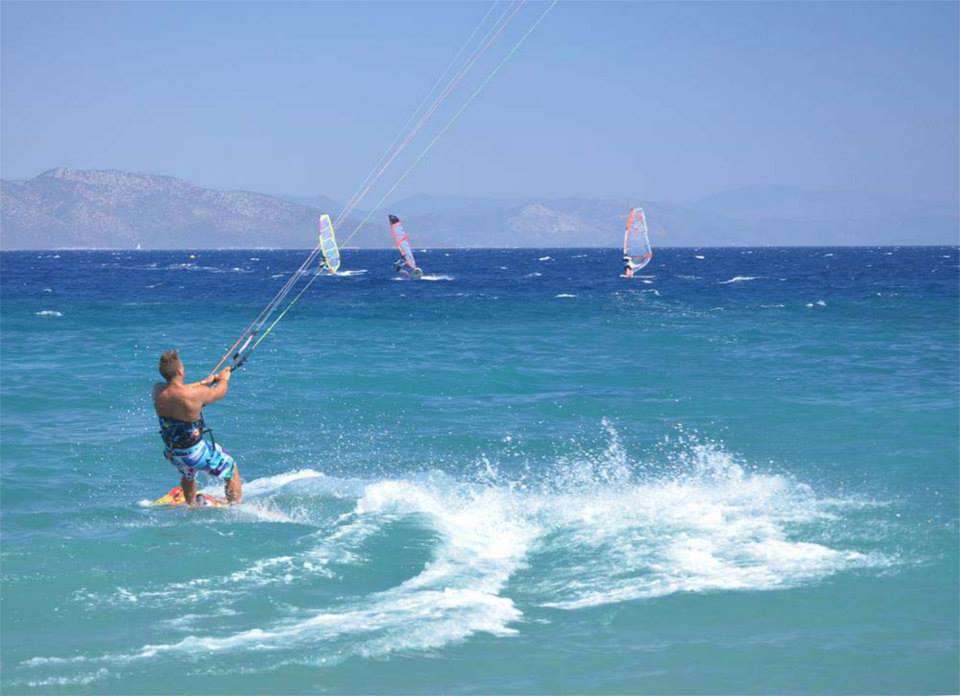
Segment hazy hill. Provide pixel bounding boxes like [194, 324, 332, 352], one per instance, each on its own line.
[0, 168, 325, 249]
[1, 168, 957, 249]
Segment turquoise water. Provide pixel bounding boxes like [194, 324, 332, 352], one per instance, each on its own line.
[1, 247, 957, 694]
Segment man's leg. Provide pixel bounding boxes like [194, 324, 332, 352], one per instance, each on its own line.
[225, 465, 242, 504]
[181, 475, 198, 506]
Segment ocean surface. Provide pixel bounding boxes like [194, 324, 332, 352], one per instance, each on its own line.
[1, 247, 957, 694]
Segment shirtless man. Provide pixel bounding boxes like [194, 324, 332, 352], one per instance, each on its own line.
[152, 349, 242, 505]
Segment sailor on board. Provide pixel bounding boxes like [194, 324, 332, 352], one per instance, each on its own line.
[152, 350, 242, 505]
[393, 257, 424, 279]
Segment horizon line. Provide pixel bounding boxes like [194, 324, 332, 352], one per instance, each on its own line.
[2, 244, 957, 253]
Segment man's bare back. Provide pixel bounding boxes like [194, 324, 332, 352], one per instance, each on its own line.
[153, 373, 224, 422]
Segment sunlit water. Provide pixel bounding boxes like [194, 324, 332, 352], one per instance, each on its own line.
[1, 247, 957, 694]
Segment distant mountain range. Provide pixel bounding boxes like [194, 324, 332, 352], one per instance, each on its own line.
[1, 168, 957, 249]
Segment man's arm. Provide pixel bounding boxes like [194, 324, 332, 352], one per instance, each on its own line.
[192, 368, 232, 406]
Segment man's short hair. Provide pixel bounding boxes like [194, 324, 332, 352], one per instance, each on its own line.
[159, 349, 182, 381]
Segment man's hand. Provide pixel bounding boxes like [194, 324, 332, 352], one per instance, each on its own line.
[198, 366, 232, 405]
[200, 368, 231, 387]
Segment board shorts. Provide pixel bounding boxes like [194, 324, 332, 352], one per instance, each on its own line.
[166, 439, 236, 481]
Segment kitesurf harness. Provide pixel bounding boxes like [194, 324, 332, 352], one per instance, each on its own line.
[158, 414, 215, 452]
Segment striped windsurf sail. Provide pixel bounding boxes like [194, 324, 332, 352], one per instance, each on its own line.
[389, 215, 418, 271]
[318, 214, 340, 273]
[624, 207, 653, 270]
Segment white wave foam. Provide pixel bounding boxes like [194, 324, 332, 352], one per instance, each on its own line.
[229, 468, 326, 497]
[555, 293, 576, 298]
[538, 256, 552, 261]
[527, 437, 889, 610]
[35, 310, 62, 317]
[525, 272, 542, 278]
[164, 262, 250, 274]
[50, 472, 537, 668]
[805, 300, 827, 308]
[720, 276, 759, 284]
[18, 668, 111, 687]
[41, 431, 893, 672]
[419, 274, 454, 281]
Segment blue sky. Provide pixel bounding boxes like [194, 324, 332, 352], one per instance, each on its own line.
[2, 1, 957, 204]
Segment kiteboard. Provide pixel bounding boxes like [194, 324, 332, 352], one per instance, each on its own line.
[150, 486, 231, 508]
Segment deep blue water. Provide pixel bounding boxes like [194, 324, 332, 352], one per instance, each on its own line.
[1, 247, 958, 694]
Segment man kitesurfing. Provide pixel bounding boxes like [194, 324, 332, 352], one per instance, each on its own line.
[152, 350, 242, 506]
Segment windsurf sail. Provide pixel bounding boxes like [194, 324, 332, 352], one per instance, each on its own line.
[389, 214, 418, 271]
[624, 207, 653, 271]
[318, 214, 341, 273]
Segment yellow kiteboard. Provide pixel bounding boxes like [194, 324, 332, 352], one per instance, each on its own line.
[151, 486, 231, 508]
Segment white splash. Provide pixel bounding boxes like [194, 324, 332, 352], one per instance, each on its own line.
[37, 430, 892, 678]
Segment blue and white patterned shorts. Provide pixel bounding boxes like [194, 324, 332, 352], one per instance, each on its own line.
[166, 439, 236, 481]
